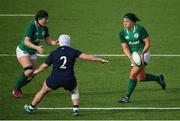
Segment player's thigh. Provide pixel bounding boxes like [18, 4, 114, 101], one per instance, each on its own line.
[16, 47, 32, 67]
[137, 66, 146, 81]
[40, 81, 52, 93]
[31, 59, 37, 70]
[17, 56, 33, 68]
[129, 66, 144, 79]
[16, 47, 37, 68]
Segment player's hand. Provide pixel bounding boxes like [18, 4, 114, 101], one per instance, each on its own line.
[129, 57, 136, 66]
[27, 73, 36, 81]
[140, 52, 144, 61]
[100, 59, 109, 64]
[54, 40, 59, 45]
[36, 46, 44, 54]
[51, 40, 59, 45]
[33, 70, 39, 75]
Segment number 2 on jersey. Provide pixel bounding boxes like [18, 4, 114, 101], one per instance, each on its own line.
[60, 56, 67, 69]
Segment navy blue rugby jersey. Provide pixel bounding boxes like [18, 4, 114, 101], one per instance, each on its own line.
[45, 46, 82, 77]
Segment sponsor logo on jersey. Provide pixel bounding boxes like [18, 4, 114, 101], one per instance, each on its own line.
[129, 40, 140, 45]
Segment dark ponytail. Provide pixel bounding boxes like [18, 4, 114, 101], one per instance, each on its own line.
[123, 13, 140, 23]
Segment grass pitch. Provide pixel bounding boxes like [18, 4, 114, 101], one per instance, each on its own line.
[0, 0, 180, 120]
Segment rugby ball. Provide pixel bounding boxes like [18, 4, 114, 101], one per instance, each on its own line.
[132, 51, 142, 67]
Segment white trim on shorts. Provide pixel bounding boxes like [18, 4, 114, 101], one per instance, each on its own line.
[16, 46, 37, 60]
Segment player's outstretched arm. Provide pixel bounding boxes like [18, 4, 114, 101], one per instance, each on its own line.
[79, 53, 109, 64]
[45, 37, 59, 45]
[33, 63, 49, 75]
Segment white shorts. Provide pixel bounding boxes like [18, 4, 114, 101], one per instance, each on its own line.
[131, 50, 150, 66]
[16, 46, 37, 60]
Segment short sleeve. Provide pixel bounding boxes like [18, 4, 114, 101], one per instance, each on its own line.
[140, 26, 149, 40]
[45, 52, 53, 65]
[74, 49, 82, 58]
[25, 24, 35, 39]
[119, 31, 127, 43]
[44, 26, 49, 38]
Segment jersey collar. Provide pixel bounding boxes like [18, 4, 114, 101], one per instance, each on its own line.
[125, 24, 136, 34]
[35, 21, 44, 31]
[35, 21, 39, 30]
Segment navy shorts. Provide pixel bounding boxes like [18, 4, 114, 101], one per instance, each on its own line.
[46, 76, 77, 91]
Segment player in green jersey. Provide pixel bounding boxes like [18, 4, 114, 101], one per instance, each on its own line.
[118, 13, 166, 103]
[13, 10, 59, 98]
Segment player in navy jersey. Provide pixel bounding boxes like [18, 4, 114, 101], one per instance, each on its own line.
[24, 34, 109, 116]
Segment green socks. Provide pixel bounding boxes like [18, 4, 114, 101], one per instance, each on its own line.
[143, 73, 160, 82]
[14, 73, 27, 90]
[14, 72, 32, 90]
[126, 79, 137, 98]
[22, 74, 34, 87]
[124, 74, 160, 98]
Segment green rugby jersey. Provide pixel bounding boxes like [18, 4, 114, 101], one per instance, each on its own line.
[119, 24, 148, 53]
[18, 21, 49, 54]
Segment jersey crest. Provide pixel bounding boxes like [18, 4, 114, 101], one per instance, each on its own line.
[42, 31, 45, 36]
[134, 33, 139, 38]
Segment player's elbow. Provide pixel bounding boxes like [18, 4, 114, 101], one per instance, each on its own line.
[38, 63, 49, 72]
[123, 48, 129, 54]
[146, 42, 150, 49]
[79, 53, 95, 61]
[42, 63, 49, 69]
[79, 53, 87, 59]
[24, 37, 31, 46]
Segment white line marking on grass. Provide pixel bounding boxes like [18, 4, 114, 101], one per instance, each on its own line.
[37, 107, 180, 110]
[1, 54, 180, 57]
[0, 14, 33, 16]
[92, 54, 180, 57]
[0, 54, 16, 56]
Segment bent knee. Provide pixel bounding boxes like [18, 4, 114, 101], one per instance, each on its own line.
[137, 77, 144, 82]
[129, 73, 137, 79]
[24, 65, 33, 76]
[71, 87, 79, 100]
[41, 82, 52, 93]
[137, 74, 146, 81]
